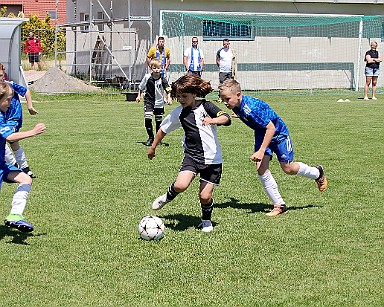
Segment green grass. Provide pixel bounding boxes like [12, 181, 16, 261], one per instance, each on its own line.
[0, 92, 383, 306]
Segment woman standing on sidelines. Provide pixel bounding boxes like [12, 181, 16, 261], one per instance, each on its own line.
[364, 41, 382, 100]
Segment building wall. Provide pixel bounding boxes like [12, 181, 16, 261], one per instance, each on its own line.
[65, 0, 383, 90]
[1, 0, 66, 24]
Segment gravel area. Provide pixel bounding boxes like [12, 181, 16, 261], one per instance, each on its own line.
[30, 67, 102, 93]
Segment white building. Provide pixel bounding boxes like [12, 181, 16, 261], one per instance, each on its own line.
[64, 0, 384, 91]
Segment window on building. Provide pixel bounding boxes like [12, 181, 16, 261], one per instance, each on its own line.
[47, 11, 57, 20]
[96, 12, 105, 32]
[80, 13, 90, 33]
[203, 20, 253, 41]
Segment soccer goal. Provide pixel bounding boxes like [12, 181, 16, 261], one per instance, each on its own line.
[160, 11, 384, 94]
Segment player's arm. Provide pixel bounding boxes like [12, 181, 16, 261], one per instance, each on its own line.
[146, 48, 153, 67]
[137, 75, 148, 102]
[25, 89, 38, 115]
[165, 90, 172, 105]
[203, 111, 231, 126]
[375, 52, 382, 63]
[148, 128, 166, 160]
[162, 79, 172, 105]
[136, 90, 143, 103]
[6, 123, 46, 143]
[202, 101, 231, 126]
[250, 121, 275, 162]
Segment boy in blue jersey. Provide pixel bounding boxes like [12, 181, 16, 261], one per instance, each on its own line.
[0, 82, 46, 232]
[136, 58, 172, 146]
[219, 79, 328, 216]
[0, 65, 39, 177]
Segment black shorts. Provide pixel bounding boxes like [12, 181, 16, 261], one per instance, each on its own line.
[144, 103, 164, 115]
[179, 156, 222, 185]
[219, 72, 233, 84]
[28, 53, 40, 64]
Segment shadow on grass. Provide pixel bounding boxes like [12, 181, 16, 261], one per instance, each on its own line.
[159, 214, 214, 231]
[216, 197, 321, 213]
[136, 141, 170, 147]
[0, 226, 46, 245]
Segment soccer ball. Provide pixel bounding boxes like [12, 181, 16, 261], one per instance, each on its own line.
[138, 215, 165, 241]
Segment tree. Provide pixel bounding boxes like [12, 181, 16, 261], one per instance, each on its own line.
[0, 7, 66, 58]
[22, 13, 66, 58]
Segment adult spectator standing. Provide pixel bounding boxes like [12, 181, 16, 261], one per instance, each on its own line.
[216, 38, 236, 84]
[146, 37, 171, 77]
[183, 37, 204, 77]
[364, 41, 382, 100]
[24, 31, 42, 71]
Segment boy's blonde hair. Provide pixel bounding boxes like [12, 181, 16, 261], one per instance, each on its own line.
[219, 79, 241, 93]
[0, 82, 12, 102]
[150, 58, 162, 69]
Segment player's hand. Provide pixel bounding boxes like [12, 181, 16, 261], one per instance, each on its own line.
[148, 147, 156, 160]
[202, 117, 214, 126]
[33, 123, 46, 135]
[28, 107, 38, 115]
[135, 96, 141, 103]
[250, 152, 262, 163]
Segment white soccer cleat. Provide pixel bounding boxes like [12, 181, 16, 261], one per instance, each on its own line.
[152, 193, 169, 210]
[198, 219, 213, 232]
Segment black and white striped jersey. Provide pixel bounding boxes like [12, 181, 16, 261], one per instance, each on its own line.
[160, 100, 231, 165]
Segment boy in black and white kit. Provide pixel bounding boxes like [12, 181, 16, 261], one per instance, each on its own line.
[148, 74, 231, 232]
[136, 58, 172, 146]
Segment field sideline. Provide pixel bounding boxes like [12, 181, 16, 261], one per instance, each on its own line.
[0, 92, 383, 306]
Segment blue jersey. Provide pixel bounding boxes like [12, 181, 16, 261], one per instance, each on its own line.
[0, 108, 18, 173]
[233, 95, 290, 142]
[5, 81, 27, 131]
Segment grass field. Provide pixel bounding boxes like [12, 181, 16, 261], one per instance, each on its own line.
[0, 91, 383, 306]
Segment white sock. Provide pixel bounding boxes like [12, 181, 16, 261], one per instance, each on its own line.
[14, 146, 29, 169]
[258, 171, 285, 205]
[296, 162, 320, 179]
[4, 144, 17, 165]
[10, 183, 32, 216]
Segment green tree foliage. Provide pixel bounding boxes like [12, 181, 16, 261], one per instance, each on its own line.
[0, 6, 7, 17]
[22, 13, 66, 57]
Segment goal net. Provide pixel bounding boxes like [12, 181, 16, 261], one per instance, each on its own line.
[160, 11, 384, 94]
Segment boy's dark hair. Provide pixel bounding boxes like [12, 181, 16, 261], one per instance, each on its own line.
[171, 74, 213, 98]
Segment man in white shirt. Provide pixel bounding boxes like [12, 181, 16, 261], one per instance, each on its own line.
[216, 38, 235, 83]
[183, 37, 204, 77]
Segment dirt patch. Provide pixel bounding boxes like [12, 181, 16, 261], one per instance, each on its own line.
[30, 67, 102, 94]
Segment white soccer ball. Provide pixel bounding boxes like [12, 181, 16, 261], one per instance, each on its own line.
[138, 215, 165, 241]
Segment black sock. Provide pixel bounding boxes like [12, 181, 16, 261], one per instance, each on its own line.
[166, 182, 179, 201]
[201, 199, 214, 221]
[155, 116, 163, 133]
[145, 118, 154, 139]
